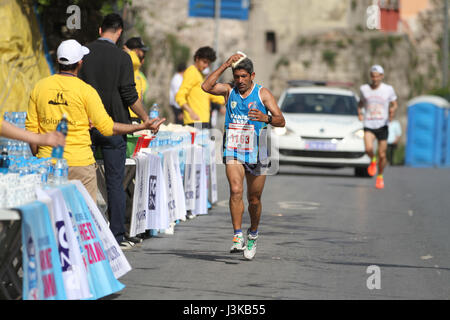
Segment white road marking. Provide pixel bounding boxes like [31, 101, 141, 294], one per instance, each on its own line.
[278, 201, 320, 210]
[216, 200, 320, 211]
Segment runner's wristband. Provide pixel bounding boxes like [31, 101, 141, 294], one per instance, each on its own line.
[266, 115, 272, 124]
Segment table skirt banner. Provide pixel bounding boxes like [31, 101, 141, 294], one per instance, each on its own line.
[193, 145, 208, 216]
[130, 151, 169, 236]
[130, 155, 149, 237]
[184, 145, 196, 211]
[128, 143, 214, 237]
[38, 188, 91, 300]
[58, 184, 125, 300]
[163, 149, 187, 223]
[169, 149, 188, 220]
[20, 201, 67, 300]
[72, 180, 132, 279]
[209, 140, 218, 204]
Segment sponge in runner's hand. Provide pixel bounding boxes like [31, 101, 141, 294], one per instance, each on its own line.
[232, 51, 247, 68]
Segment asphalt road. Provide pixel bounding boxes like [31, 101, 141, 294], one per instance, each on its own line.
[112, 164, 450, 300]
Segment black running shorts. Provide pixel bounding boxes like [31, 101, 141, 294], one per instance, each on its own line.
[223, 157, 271, 176]
[364, 125, 389, 141]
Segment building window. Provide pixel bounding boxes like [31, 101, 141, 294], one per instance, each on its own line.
[266, 31, 276, 54]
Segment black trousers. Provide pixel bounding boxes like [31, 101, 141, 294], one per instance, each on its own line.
[91, 128, 127, 243]
[387, 143, 397, 165]
[171, 105, 184, 125]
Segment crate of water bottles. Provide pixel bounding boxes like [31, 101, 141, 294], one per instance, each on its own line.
[0, 154, 59, 208]
[147, 130, 191, 150]
[0, 155, 69, 208]
[0, 112, 33, 158]
[3, 111, 27, 129]
[0, 112, 69, 209]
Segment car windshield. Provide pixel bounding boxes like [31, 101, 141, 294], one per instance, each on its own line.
[280, 93, 358, 115]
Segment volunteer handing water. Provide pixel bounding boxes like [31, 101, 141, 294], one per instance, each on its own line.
[144, 117, 165, 135]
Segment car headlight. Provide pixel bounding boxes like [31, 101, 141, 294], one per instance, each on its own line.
[353, 129, 364, 139]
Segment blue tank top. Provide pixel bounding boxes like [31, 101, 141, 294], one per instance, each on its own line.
[223, 83, 268, 164]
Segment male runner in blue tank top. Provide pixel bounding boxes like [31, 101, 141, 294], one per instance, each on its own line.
[202, 53, 285, 260]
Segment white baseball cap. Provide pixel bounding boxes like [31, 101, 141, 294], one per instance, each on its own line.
[370, 64, 384, 74]
[56, 39, 90, 65]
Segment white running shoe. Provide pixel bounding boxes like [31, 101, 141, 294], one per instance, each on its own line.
[243, 232, 258, 260]
[230, 233, 245, 253]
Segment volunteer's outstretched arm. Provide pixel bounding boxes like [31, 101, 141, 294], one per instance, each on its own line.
[0, 120, 65, 147]
[112, 117, 166, 136]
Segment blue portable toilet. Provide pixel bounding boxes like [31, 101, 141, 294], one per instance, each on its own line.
[405, 95, 450, 167]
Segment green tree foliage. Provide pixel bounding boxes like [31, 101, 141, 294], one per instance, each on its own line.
[166, 33, 190, 71]
[322, 49, 337, 69]
[32, 0, 132, 66]
[429, 87, 450, 101]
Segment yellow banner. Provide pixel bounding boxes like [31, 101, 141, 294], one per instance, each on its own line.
[0, 0, 51, 116]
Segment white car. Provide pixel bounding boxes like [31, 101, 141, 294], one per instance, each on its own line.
[271, 85, 371, 176]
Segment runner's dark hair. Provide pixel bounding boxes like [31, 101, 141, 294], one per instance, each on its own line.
[232, 58, 254, 75]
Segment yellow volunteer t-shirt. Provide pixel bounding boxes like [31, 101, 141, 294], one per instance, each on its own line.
[0, 117, 3, 133]
[175, 65, 225, 124]
[26, 74, 114, 166]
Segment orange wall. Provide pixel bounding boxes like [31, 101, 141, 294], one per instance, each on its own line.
[400, 0, 429, 19]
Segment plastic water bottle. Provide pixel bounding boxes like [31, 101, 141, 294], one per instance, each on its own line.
[39, 163, 48, 184]
[19, 161, 31, 176]
[46, 158, 54, 184]
[20, 112, 27, 129]
[13, 112, 20, 127]
[21, 141, 32, 159]
[149, 103, 160, 119]
[51, 114, 68, 159]
[3, 112, 11, 123]
[0, 148, 9, 174]
[53, 158, 68, 185]
[63, 158, 69, 180]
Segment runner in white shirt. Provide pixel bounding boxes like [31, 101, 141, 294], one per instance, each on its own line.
[358, 65, 398, 189]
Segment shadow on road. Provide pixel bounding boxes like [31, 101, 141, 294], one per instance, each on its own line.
[143, 249, 245, 264]
[276, 167, 369, 179]
[316, 259, 450, 272]
[326, 183, 374, 189]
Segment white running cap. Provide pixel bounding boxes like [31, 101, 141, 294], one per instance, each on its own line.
[370, 64, 384, 74]
[57, 39, 90, 65]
